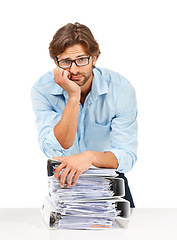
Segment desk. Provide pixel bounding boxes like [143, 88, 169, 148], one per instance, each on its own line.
[0, 208, 177, 240]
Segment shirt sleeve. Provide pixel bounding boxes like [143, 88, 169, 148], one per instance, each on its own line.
[31, 86, 71, 158]
[105, 82, 138, 173]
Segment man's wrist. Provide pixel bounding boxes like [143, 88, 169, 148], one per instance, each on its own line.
[82, 151, 95, 165]
[68, 94, 80, 104]
[84, 150, 118, 169]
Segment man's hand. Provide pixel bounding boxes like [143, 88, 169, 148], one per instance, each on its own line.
[54, 67, 81, 98]
[53, 151, 93, 188]
[53, 151, 118, 188]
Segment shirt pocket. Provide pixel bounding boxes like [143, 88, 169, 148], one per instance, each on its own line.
[85, 121, 111, 151]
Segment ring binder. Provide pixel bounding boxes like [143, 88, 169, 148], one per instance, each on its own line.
[40, 159, 130, 229]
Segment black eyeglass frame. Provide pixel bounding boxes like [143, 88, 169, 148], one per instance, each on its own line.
[56, 56, 91, 69]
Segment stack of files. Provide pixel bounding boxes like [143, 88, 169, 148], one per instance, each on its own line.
[41, 159, 130, 230]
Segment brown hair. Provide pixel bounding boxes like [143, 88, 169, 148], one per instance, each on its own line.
[49, 22, 101, 59]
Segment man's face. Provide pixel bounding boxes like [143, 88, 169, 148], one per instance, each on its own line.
[56, 44, 97, 87]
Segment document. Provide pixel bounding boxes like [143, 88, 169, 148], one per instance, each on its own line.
[40, 159, 130, 229]
[41, 196, 123, 230]
[48, 176, 115, 201]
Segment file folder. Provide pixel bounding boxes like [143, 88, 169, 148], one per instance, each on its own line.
[41, 196, 130, 229]
[40, 159, 130, 229]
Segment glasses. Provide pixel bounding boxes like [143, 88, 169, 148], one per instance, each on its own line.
[56, 56, 91, 69]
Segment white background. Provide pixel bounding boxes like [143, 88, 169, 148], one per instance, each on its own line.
[0, 0, 177, 208]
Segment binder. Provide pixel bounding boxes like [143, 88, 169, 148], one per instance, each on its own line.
[40, 159, 130, 229]
[41, 196, 130, 229]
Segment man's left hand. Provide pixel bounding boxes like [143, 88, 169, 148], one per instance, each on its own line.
[53, 151, 93, 188]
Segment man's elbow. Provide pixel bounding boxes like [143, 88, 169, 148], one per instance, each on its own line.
[60, 140, 73, 149]
[53, 134, 74, 149]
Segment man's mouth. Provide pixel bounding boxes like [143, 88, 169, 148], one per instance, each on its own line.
[71, 75, 83, 81]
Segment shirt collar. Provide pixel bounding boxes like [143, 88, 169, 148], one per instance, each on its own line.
[91, 67, 108, 98]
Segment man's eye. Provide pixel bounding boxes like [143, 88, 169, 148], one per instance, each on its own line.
[80, 58, 86, 61]
[61, 60, 70, 64]
[77, 58, 87, 63]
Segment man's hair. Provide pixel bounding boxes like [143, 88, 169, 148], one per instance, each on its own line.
[49, 22, 101, 60]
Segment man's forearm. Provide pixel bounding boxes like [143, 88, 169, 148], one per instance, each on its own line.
[88, 151, 118, 169]
[53, 150, 118, 188]
[54, 96, 80, 149]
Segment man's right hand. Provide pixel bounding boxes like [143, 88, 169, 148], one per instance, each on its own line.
[54, 67, 81, 99]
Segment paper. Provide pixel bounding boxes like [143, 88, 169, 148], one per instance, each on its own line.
[48, 176, 115, 201]
[41, 196, 129, 230]
[41, 159, 130, 229]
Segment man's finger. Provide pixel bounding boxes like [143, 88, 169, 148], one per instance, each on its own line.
[63, 69, 70, 80]
[54, 67, 63, 84]
[52, 156, 64, 162]
[72, 171, 82, 186]
[59, 166, 71, 188]
[66, 169, 76, 188]
[54, 162, 66, 180]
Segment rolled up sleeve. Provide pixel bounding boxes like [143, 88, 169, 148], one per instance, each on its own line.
[31, 86, 70, 158]
[105, 82, 138, 173]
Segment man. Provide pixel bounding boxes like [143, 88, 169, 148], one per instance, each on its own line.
[31, 22, 138, 207]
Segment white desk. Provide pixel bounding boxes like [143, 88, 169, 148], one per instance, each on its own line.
[0, 208, 177, 240]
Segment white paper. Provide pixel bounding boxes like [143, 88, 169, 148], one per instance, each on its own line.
[43, 160, 130, 229]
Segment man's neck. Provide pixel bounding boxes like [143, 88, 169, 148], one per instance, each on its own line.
[80, 87, 91, 106]
[80, 73, 93, 106]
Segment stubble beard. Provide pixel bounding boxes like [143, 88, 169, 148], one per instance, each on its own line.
[70, 70, 93, 87]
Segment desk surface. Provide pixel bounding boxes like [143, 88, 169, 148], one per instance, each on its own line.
[0, 208, 177, 240]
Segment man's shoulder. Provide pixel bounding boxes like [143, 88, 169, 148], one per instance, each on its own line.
[32, 71, 54, 90]
[95, 67, 130, 88]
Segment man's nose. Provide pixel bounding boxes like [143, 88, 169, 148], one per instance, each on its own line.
[70, 62, 79, 74]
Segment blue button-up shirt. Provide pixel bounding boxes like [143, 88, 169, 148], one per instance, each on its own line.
[31, 67, 138, 173]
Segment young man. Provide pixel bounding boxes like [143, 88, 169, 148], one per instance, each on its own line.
[31, 22, 138, 207]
